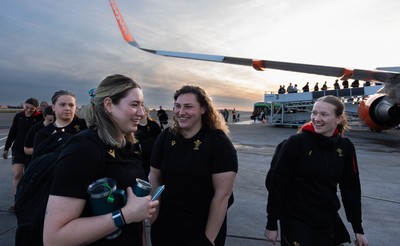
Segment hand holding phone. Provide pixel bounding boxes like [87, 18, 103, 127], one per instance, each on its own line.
[151, 185, 165, 201]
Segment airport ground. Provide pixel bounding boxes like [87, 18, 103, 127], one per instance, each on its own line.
[0, 112, 399, 245]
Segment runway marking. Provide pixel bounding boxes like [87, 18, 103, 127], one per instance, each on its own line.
[0, 225, 16, 236]
[227, 234, 270, 242]
[238, 166, 266, 176]
[362, 194, 400, 204]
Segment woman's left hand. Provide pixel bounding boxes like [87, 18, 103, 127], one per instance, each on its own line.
[354, 233, 368, 246]
[203, 235, 215, 246]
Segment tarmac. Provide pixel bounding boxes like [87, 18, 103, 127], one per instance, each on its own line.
[1, 112, 399, 245]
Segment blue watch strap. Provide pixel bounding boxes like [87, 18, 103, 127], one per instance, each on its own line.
[112, 210, 125, 228]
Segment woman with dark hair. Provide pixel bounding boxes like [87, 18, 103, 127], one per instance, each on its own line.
[149, 85, 238, 246]
[265, 95, 368, 246]
[43, 75, 158, 245]
[3, 97, 43, 212]
[32, 90, 87, 159]
[24, 105, 55, 164]
[136, 105, 161, 178]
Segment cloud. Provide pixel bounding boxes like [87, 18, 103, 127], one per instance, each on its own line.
[1, 0, 400, 111]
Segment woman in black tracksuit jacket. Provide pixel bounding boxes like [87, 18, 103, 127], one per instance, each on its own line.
[2, 98, 43, 211]
[265, 95, 368, 246]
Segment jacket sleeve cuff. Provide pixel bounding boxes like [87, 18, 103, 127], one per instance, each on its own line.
[351, 222, 364, 234]
[266, 219, 278, 230]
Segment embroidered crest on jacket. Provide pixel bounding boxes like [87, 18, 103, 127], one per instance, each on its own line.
[193, 140, 202, 150]
[336, 148, 343, 157]
[74, 125, 81, 132]
[107, 148, 115, 158]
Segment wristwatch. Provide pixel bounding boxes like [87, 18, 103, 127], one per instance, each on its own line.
[112, 210, 125, 228]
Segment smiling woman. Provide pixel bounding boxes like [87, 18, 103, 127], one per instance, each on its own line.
[149, 85, 238, 246]
[2, 97, 43, 213]
[42, 74, 159, 246]
[311, 96, 347, 137]
[265, 95, 368, 246]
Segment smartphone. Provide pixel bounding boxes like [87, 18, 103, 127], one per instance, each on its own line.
[151, 185, 165, 201]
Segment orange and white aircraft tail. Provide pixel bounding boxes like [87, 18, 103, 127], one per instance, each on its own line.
[109, 0, 138, 47]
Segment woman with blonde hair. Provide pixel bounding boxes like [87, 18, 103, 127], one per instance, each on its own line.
[265, 95, 368, 246]
[43, 74, 158, 246]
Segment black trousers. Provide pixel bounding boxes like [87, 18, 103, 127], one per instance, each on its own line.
[280, 216, 336, 246]
[151, 216, 227, 246]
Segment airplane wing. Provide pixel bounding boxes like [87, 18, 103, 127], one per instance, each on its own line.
[109, 0, 400, 102]
[376, 67, 400, 73]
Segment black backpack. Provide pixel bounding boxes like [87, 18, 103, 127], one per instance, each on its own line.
[265, 139, 287, 191]
[14, 129, 104, 246]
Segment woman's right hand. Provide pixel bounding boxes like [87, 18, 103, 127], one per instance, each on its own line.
[264, 229, 278, 245]
[3, 150, 8, 159]
[121, 187, 159, 224]
[149, 203, 160, 225]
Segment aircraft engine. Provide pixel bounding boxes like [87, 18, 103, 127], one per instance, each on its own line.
[358, 94, 400, 131]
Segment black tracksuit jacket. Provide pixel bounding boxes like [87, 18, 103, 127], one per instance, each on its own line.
[266, 126, 364, 234]
[4, 110, 43, 153]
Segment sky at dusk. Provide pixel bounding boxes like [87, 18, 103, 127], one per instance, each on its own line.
[1, 0, 399, 111]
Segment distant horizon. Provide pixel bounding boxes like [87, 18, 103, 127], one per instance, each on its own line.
[0, 104, 253, 113]
[0, 91, 257, 112]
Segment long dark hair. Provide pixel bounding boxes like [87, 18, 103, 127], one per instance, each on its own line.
[172, 85, 229, 136]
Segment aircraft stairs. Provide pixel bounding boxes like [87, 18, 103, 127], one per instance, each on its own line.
[263, 85, 383, 127]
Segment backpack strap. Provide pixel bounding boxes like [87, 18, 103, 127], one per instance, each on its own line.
[33, 130, 73, 160]
[265, 139, 287, 191]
